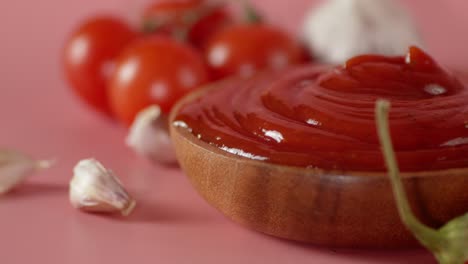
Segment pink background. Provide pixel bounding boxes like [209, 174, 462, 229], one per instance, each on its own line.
[0, 0, 467, 263]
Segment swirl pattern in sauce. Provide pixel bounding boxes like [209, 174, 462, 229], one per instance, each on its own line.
[174, 47, 468, 171]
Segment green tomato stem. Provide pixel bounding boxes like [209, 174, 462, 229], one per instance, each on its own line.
[141, 3, 220, 41]
[242, 0, 263, 23]
[375, 100, 442, 251]
[141, 20, 162, 35]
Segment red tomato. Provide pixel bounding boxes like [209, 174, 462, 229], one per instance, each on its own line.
[108, 37, 209, 125]
[63, 17, 137, 115]
[204, 24, 306, 80]
[143, 0, 232, 48]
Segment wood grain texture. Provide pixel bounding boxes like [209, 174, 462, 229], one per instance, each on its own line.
[169, 83, 468, 248]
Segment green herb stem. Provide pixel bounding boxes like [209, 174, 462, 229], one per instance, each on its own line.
[375, 100, 442, 251]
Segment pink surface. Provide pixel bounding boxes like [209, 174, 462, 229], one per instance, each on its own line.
[1, 0, 467, 263]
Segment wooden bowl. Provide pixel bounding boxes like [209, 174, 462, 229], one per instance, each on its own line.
[169, 83, 468, 248]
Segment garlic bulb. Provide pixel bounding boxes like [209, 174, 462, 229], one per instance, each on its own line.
[126, 105, 177, 165]
[69, 159, 136, 216]
[0, 149, 53, 194]
[302, 0, 423, 64]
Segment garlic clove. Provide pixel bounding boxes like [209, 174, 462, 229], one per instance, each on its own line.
[302, 0, 423, 64]
[70, 158, 136, 216]
[0, 149, 54, 194]
[126, 105, 178, 165]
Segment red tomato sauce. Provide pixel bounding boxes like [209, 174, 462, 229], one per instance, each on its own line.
[174, 47, 468, 171]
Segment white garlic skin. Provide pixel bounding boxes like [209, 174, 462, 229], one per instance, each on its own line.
[0, 149, 53, 194]
[70, 158, 136, 216]
[126, 105, 178, 165]
[302, 0, 423, 64]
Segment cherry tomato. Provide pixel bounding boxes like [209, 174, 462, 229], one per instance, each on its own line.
[108, 37, 209, 125]
[205, 24, 306, 80]
[63, 17, 137, 115]
[143, 0, 232, 48]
